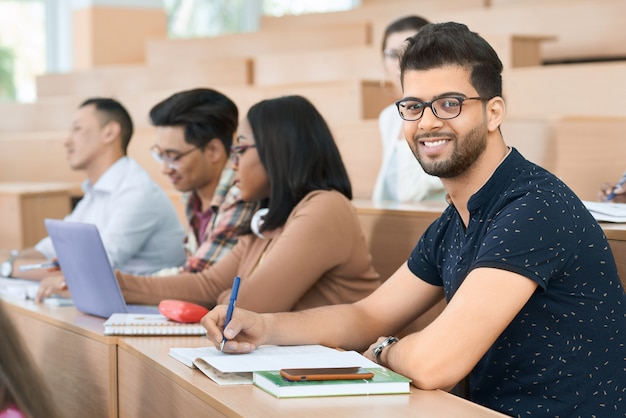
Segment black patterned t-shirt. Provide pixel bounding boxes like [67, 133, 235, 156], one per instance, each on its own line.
[408, 148, 625, 417]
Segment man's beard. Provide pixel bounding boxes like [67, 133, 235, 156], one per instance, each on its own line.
[410, 124, 488, 179]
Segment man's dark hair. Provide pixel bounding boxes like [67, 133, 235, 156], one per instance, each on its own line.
[246, 95, 352, 231]
[80, 97, 134, 154]
[149, 88, 238, 154]
[401, 22, 503, 99]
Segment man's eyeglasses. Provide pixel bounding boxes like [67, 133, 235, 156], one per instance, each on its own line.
[395, 96, 491, 121]
[383, 48, 402, 60]
[230, 144, 256, 166]
[150, 145, 199, 170]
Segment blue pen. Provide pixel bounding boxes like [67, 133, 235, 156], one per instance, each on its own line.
[605, 171, 626, 202]
[220, 276, 241, 351]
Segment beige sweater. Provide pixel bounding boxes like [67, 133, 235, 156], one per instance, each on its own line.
[117, 190, 381, 312]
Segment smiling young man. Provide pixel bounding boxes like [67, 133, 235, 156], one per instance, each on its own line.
[201, 23, 625, 417]
[148, 88, 259, 272]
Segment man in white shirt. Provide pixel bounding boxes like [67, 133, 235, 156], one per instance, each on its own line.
[12, 98, 186, 279]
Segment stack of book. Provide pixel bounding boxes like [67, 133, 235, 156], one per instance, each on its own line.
[168, 344, 412, 397]
[253, 368, 411, 398]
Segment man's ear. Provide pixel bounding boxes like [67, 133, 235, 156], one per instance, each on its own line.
[486, 96, 506, 132]
[101, 121, 121, 145]
[204, 138, 227, 162]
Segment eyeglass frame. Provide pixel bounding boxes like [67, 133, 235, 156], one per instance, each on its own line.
[150, 144, 200, 170]
[394, 95, 492, 122]
[230, 143, 257, 166]
[382, 48, 402, 60]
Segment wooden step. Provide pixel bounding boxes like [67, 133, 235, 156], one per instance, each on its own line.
[146, 21, 372, 65]
[36, 59, 252, 98]
[263, 0, 626, 63]
[504, 62, 626, 119]
[0, 80, 394, 133]
[253, 33, 549, 87]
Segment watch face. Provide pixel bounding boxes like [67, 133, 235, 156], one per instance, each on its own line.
[0, 261, 12, 277]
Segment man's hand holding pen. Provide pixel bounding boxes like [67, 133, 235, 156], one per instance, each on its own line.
[201, 304, 265, 354]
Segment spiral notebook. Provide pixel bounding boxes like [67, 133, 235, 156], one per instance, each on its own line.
[103, 313, 206, 335]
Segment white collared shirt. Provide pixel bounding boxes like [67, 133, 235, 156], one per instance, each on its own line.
[372, 104, 446, 203]
[36, 157, 186, 275]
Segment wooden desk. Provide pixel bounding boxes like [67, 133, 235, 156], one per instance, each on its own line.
[354, 200, 447, 281]
[2, 217, 622, 418]
[355, 202, 626, 286]
[117, 336, 506, 417]
[4, 299, 117, 418]
[0, 182, 77, 250]
[2, 298, 506, 417]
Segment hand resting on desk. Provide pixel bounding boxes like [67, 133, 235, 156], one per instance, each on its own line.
[35, 274, 69, 303]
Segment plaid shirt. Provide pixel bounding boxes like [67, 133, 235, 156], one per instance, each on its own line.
[184, 164, 259, 272]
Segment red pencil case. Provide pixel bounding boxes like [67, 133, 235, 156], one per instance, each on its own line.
[158, 299, 209, 323]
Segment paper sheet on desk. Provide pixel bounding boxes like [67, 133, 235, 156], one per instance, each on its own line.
[583, 201, 626, 223]
[169, 344, 380, 373]
[0, 277, 39, 300]
[0, 278, 73, 307]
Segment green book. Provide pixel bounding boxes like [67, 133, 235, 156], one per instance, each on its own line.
[253, 368, 412, 398]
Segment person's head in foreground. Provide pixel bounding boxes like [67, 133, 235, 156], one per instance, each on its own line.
[0, 300, 62, 418]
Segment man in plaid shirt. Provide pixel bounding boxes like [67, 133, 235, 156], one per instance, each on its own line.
[149, 89, 259, 272]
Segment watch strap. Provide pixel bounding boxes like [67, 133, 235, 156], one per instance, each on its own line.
[372, 336, 399, 365]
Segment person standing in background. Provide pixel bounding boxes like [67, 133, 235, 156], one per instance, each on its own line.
[372, 15, 445, 203]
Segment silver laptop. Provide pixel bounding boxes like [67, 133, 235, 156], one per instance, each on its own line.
[44, 219, 159, 318]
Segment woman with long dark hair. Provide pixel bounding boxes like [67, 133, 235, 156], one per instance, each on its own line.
[115, 95, 381, 312]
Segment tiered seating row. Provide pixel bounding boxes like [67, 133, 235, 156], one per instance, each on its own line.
[1, 116, 623, 205]
[0, 0, 625, 251]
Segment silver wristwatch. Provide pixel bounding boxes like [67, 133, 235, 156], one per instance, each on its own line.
[372, 336, 399, 364]
[0, 250, 19, 278]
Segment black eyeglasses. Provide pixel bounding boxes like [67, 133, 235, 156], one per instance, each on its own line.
[395, 96, 491, 121]
[150, 145, 199, 170]
[230, 144, 256, 165]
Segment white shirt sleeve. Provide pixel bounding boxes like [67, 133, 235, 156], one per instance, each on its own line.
[35, 158, 185, 275]
[373, 104, 445, 203]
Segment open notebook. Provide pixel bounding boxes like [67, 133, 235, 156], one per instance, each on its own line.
[45, 219, 159, 318]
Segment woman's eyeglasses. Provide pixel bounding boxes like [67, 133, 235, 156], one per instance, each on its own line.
[230, 144, 257, 165]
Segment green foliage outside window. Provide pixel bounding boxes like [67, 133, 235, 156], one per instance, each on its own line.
[0, 44, 16, 101]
